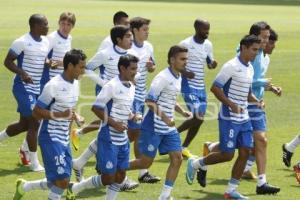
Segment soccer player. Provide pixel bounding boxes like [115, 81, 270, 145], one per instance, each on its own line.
[283, 134, 300, 167]
[0, 14, 49, 171]
[66, 54, 138, 200]
[19, 12, 76, 166]
[186, 34, 262, 200]
[127, 17, 160, 183]
[128, 45, 191, 200]
[12, 49, 87, 200]
[177, 19, 218, 158]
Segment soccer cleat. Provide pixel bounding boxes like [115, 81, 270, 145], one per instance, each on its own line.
[29, 163, 44, 172]
[182, 148, 196, 158]
[73, 167, 84, 182]
[202, 142, 212, 157]
[13, 179, 26, 200]
[241, 170, 257, 180]
[71, 129, 80, 151]
[19, 148, 30, 166]
[282, 144, 293, 167]
[186, 158, 196, 185]
[138, 172, 161, 183]
[224, 191, 249, 199]
[293, 163, 300, 184]
[256, 183, 280, 195]
[196, 168, 207, 187]
[120, 178, 139, 191]
[66, 183, 76, 200]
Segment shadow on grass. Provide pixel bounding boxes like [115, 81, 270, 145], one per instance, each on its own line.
[70, 187, 139, 199]
[115, 0, 300, 6]
[0, 163, 31, 176]
[180, 189, 226, 200]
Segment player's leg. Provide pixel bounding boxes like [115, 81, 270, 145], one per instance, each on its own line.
[283, 134, 300, 167]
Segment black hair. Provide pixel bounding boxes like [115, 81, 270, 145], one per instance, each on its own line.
[113, 11, 129, 25]
[63, 49, 87, 70]
[130, 17, 150, 33]
[249, 21, 270, 36]
[269, 28, 278, 41]
[194, 18, 209, 30]
[118, 54, 139, 72]
[167, 45, 188, 65]
[110, 25, 131, 45]
[29, 14, 45, 29]
[239, 34, 261, 51]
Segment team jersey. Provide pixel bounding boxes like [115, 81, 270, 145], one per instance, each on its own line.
[131, 40, 155, 102]
[143, 67, 181, 135]
[93, 76, 135, 145]
[37, 74, 79, 146]
[97, 35, 113, 52]
[47, 31, 72, 79]
[213, 56, 253, 123]
[10, 33, 49, 95]
[180, 36, 214, 93]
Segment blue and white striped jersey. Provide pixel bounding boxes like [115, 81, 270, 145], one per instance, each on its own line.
[10, 33, 49, 95]
[93, 76, 135, 145]
[131, 41, 155, 102]
[142, 67, 181, 135]
[213, 56, 254, 123]
[37, 74, 79, 146]
[180, 36, 214, 93]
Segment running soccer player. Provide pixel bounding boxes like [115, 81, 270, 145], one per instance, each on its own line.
[186, 34, 262, 200]
[177, 19, 218, 158]
[66, 54, 138, 200]
[13, 49, 86, 200]
[0, 14, 49, 171]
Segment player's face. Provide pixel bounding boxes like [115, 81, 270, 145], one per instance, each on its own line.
[122, 62, 138, 81]
[38, 17, 49, 36]
[59, 20, 74, 36]
[258, 29, 270, 49]
[265, 40, 276, 55]
[243, 43, 260, 61]
[172, 52, 188, 72]
[119, 17, 130, 27]
[118, 31, 133, 50]
[135, 24, 149, 41]
[72, 60, 86, 80]
[197, 24, 210, 40]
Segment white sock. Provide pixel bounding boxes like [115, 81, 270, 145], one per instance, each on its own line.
[23, 178, 50, 192]
[139, 169, 148, 178]
[192, 158, 207, 170]
[48, 185, 64, 200]
[0, 130, 8, 142]
[29, 151, 39, 166]
[73, 139, 97, 169]
[105, 184, 120, 200]
[243, 155, 255, 172]
[257, 174, 266, 187]
[76, 129, 83, 138]
[21, 139, 29, 151]
[159, 184, 173, 199]
[72, 175, 102, 194]
[286, 134, 300, 152]
[225, 179, 239, 193]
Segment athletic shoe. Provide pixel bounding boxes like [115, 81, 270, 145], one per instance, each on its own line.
[120, 178, 139, 191]
[224, 191, 249, 199]
[73, 167, 84, 182]
[19, 148, 30, 166]
[196, 168, 207, 187]
[186, 158, 196, 185]
[29, 163, 44, 172]
[241, 170, 257, 180]
[282, 144, 293, 167]
[182, 148, 196, 158]
[13, 179, 26, 200]
[256, 183, 280, 195]
[202, 142, 212, 157]
[66, 183, 75, 200]
[138, 172, 161, 183]
[71, 129, 80, 151]
[293, 163, 300, 184]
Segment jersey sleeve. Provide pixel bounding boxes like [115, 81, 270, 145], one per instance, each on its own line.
[9, 38, 25, 57]
[213, 62, 234, 88]
[206, 41, 214, 64]
[93, 82, 113, 109]
[146, 75, 167, 102]
[149, 43, 156, 65]
[86, 50, 106, 71]
[36, 82, 55, 109]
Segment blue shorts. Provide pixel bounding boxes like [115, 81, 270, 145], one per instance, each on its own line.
[96, 140, 130, 174]
[128, 99, 145, 129]
[182, 90, 207, 116]
[40, 142, 72, 182]
[138, 129, 182, 158]
[248, 105, 267, 132]
[219, 119, 253, 153]
[13, 83, 37, 117]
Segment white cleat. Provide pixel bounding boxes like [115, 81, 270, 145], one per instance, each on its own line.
[29, 163, 45, 172]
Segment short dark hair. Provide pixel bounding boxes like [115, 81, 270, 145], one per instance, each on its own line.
[63, 49, 87, 70]
[130, 17, 150, 33]
[110, 25, 131, 45]
[249, 21, 270, 36]
[118, 54, 139, 72]
[29, 14, 45, 29]
[269, 28, 278, 41]
[59, 12, 76, 26]
[240, 34, 261, 51]
[167, 45, 188, 65]
[113, 11, 129, 25]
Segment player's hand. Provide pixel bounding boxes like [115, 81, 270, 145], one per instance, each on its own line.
[146, 59, 155, 72]
[183, 71, 195, 79]
[59, 109, 75, 120]
[165, 118, 175, 127]
[230, 103, 244, 114]
[74, 112, 85, 127]
[132, 114, 143, 122]
[208, 60, 218, 69]
[20, 71, 33, 84]
[271, 86, 282, 96]
[265, 78, 272, 88]
[257, 100, 265, 109]
[113, 121, 128, 132]
[182, 111, 193, 118]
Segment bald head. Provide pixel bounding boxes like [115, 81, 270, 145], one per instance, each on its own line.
[194, 19, 210, 30]
[194, 19, 210, 41]
[29, 14, 46, 29]
[29, 14, 49, 36]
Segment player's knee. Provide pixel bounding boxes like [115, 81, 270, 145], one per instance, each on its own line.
[256, 135, 267, 148]
[53, 179, 70, 189]
[222, 152, 234, 161]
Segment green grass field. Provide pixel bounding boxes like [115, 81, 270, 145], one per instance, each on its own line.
[0, 0, 300, 199]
